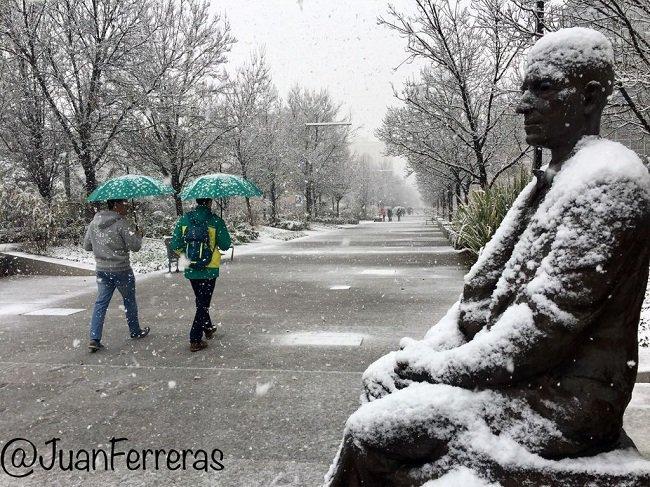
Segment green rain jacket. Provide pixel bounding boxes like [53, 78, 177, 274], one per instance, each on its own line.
[170, 206, 232, 279]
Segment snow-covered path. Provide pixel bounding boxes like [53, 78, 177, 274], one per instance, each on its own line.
[0, 216, 647, 485]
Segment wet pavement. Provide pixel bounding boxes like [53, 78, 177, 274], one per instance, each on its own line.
[0, 216, 647, 486]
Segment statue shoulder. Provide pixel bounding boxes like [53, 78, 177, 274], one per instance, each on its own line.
[551, 138, 650, 202]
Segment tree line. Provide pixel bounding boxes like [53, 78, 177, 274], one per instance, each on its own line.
[0, 0, 414, 227]
[377, 0, 649, 214]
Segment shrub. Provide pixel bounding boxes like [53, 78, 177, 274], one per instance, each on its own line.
[310, 216, 359, 225]
[229, 221, 259, 244]
[274, 220, 308, 231]
[452, 168, 530, 256]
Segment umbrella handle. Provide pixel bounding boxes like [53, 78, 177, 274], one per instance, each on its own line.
[131, 199, 140, 232]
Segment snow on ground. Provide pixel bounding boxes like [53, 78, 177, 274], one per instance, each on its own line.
[37, 224, 339, 274]
[42, 238, 168, 274]
[35, 220, 650, 350]
[256, 225, 309, 242]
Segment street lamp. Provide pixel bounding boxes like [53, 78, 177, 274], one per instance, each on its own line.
[305, 122, 352, 127]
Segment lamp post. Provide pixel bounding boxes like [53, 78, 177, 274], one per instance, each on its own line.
[533, 1, 545, 170]
[303, 121, 352, 218]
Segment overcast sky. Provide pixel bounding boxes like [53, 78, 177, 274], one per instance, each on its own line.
[210, 0, 422, 174]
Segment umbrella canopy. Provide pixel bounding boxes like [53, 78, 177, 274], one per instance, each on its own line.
[180, 173, 263, 201]
[87, 175, 174, 202]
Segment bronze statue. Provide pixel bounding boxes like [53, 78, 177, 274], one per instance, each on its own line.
[325, 27, 650, 486]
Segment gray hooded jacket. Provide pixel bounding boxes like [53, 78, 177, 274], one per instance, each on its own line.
[83, 211, 142, 272]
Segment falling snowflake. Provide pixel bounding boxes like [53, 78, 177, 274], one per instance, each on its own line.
[255, 381, 273, 397]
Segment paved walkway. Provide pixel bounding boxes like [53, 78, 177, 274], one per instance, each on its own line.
[0, 216, 647, 486]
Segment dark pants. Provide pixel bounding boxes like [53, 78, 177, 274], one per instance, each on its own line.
[189, 278, 216, 342]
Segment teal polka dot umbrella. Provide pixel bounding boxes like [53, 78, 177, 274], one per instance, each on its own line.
[86, 175, 174, 202]
[180, 173, 263, 201]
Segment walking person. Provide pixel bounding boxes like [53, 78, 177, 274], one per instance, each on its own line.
[170, 198, 232, 352]
[83, 199, 150, 352]
[386, 207, 393, 222]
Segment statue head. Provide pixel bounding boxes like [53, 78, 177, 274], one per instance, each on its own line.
[516, 28, 615, 152]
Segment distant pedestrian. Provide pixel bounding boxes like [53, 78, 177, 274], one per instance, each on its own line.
[83, 199, 150, 352]
[170, 198, 232, 352]
[387, 208, 393, 222]
[379, 207, 386, 222]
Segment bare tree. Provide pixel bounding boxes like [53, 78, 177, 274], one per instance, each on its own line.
[0, 41, 62, 203]
[379, 0, 529, 189]
[223, 51, 277, 224]
[285, 86, 350, 219]
[120, 0, 234, 215]
[249, 100, 292, 224]
[502, 1, 650, 138]
[564, 0, 650, 136]
[1, 0, 171, 195]
[326, 149, 356, 217]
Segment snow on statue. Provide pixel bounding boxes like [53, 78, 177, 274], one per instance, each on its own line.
[325, 27, 650, 486]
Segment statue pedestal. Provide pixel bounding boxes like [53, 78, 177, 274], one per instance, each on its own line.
[424, 431, 650, 487]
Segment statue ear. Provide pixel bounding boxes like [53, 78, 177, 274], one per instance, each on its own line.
[584, 80, 605, 115]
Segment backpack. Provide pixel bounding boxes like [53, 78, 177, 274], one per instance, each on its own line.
[183, 215, 213, 269]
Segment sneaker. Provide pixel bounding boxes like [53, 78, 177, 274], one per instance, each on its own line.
[204, 327, 216, 340]
[88, 340, 104, 352]
[190, 340, 208, 352]
[131, 327, 150, 339]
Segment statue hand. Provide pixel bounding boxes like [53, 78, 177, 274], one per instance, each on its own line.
[361, 352, 402, 403]
[398, 336, 421, 350]
[394, 348, 434, 384]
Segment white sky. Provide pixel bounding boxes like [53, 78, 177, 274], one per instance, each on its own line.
[210, 0, 422, 175]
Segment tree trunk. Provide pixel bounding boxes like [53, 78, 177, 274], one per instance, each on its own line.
[81, 158, 97, 196]
[170, 167, 183, 216]
[270, 181, 277, 225]
[63, 153, 71, 200]
[305, 184, 312, 219]
[245, 197, 254, 226]
[80, 150, 98, 219]
[174, 196, 183, 216]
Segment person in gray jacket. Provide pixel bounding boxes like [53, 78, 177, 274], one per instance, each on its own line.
[83, 199, 150, 352]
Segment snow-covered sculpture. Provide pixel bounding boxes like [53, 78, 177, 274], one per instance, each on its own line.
[325, 28, 650, 486]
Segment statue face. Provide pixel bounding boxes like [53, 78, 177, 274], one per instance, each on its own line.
[516, 71, 586, 150]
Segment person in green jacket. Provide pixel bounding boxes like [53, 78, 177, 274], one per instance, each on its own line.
[170, 198, 232, 352]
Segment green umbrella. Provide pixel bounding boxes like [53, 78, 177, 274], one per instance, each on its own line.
[86, 175, 174, 202]
[180, 173, 263, 201]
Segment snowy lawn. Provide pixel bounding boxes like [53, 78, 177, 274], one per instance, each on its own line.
[35, 224, 337, 274]
[41, 238, 169, 274]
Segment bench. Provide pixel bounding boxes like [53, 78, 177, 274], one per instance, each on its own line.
[163, 237, 180, 273]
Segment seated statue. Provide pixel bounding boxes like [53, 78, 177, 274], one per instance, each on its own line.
[325, 27, 650, 486]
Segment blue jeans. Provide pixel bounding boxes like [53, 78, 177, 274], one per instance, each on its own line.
[89, 270, 141, 341]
